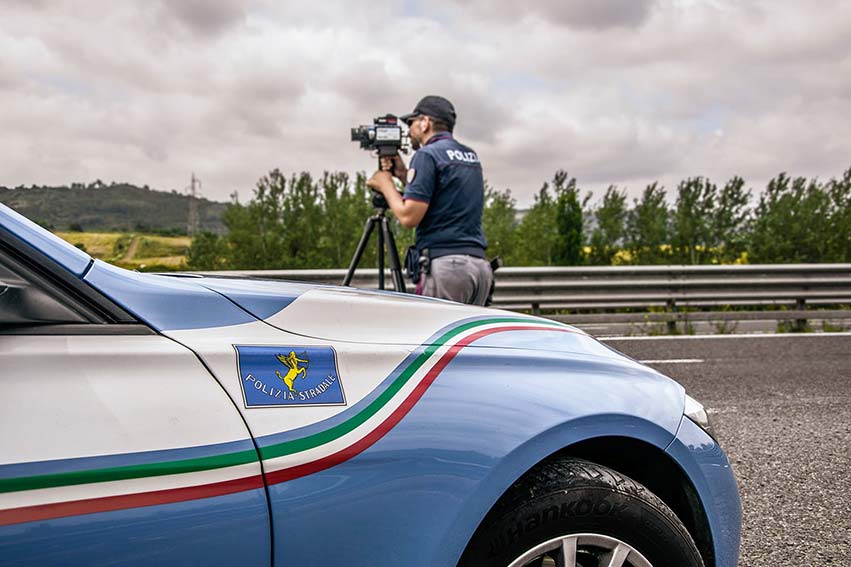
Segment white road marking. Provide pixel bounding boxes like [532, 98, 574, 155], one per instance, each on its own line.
[639, 358, 704, 364]
[599, 331, 851, 341]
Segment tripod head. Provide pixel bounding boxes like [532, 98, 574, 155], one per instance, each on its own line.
[370, 189, 389, 211]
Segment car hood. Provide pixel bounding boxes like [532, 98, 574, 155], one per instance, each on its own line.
[84, 262, 633, 363]
[194, 275, 630, 363]
[201, 276, 496, 343]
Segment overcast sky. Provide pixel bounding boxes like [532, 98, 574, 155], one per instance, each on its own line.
[1, 0, 849, 206]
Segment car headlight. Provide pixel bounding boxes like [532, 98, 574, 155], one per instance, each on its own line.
[684, 393, 715, 440]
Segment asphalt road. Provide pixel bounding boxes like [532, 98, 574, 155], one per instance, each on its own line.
[602, 333, 851, 567]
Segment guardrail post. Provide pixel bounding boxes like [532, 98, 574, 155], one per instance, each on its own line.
[667, 299, 677, 334]
[795, 298, 808, 332]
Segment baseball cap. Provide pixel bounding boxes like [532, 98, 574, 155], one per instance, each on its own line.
[400, 95, 456, 129]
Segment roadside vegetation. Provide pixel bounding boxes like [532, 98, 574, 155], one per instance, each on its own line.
[47, 165, 851, 273]
[186, 166, 851, 270]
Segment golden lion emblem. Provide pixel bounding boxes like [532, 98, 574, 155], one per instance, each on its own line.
[275, 351, 309, 392]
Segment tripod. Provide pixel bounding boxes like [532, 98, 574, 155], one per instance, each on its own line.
[342, 200, 407, 293]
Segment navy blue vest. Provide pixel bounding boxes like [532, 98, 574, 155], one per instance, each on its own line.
[403, 132, 487, 257]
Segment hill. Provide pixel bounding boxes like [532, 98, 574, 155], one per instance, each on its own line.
[0, 182, 227, 234]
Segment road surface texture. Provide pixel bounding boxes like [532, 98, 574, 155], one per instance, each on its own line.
[602, 333, 851, 566]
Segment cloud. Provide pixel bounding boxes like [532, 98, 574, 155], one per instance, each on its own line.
[543, 0, 656, 30]
[440, 0, 656, 30]
[160, 0, 247, 38]
[0, 0, 849, 206]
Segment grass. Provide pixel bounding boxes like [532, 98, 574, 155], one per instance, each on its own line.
[55, 231, 188, 271]
[136, 236, 190, 258]
[821, 320, 848, 332]
[776, 319, 813, 333]
[55, 231, 124, 258]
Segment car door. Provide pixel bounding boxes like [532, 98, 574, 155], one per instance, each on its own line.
[0, 242, 271, 566]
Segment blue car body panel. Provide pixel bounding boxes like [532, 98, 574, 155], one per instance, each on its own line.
[260, 339, 687, 566]
[0, 489, 271, 567]
[196, 277, 319, 321]
[0, 204, 92, 277]
[83, 260, 261, 331]
[667, 417, 742, 567]
[81, 261, 318, 331]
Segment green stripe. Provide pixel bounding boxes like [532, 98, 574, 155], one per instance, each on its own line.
[1, 316, 564, 494]
[0, 449, 259, 494]
[259, 316, 564, 460]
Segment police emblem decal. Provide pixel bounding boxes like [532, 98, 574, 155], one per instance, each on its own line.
[407, 168, 416, 183]
[235, 346, 346, 408]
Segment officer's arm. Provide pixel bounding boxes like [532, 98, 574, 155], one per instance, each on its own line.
[366, 171, 428, 227]
[382, 187, 428, 228]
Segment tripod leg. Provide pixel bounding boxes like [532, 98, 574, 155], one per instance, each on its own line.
[381, 217, 408, 294]
[343, 216, 378, 286]
[377, 215, 385, 290]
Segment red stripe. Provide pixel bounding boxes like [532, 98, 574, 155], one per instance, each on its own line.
[0, 323, 571, 526]
[266, 325, 568, 484]
[0, 474, 264, 527]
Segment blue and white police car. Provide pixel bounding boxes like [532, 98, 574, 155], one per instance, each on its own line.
[0, 203, 740, 567]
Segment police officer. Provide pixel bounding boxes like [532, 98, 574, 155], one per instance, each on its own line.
[367, 95, 493, 305]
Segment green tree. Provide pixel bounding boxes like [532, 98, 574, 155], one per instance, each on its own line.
[190, 169, 414, 271]
[825, 167, 851, 262]
[316, 172, 356, 268]
[221, 169, 287, 269]
[482, 184, 518, 263]
[588, 185, 627, 265]
[626, 183, 670, 264]
[553, 171, 584, 265]
[278, 172, 325, 268]
[515, 182, 559, 266]
[749, 173, 831, 263]
[187, 232, 229, 270]
[671, 177, 716, 264]
[711, 176, 751, 263]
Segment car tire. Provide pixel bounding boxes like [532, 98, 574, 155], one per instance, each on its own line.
[458, 457, 705, 567]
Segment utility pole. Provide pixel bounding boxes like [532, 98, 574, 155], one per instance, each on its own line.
[187, 173, 200, 235]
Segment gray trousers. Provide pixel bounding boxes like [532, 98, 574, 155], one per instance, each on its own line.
[417, 254, 493, 306]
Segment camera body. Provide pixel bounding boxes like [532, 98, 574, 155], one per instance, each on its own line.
[351, 114, 410, 157]
[351, 114, 409, 209]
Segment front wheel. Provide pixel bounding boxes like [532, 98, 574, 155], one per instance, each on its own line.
[459, 457, 705, 567]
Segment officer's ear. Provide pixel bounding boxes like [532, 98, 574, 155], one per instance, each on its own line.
[420, 115, 432, 134]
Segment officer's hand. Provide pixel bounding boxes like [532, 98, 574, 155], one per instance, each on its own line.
[380, 155, 408, 182]
[367, 170, 395, 194]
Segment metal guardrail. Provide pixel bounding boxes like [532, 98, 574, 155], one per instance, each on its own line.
[196, 264, 851, 328]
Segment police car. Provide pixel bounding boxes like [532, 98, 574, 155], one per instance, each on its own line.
[0, 203, 740, 567]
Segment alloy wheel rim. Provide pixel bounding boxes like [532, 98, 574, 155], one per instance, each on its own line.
[507, 533, 653, 567]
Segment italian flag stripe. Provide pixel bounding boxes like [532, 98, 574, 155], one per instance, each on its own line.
[0, 475, 265, 527]
[0, 317, 573, 525]
[0, 449, 259, 495]
[265, 324, 570, 484]
[259, 317, 566, 460]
